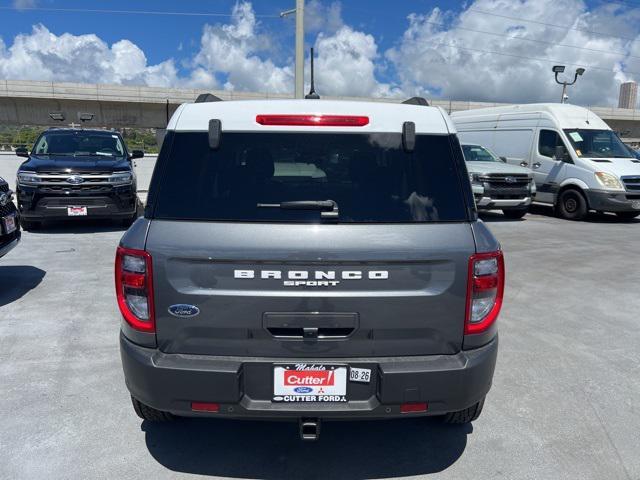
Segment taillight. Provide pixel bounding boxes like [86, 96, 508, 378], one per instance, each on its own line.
[115, 246, 155, 333]
[255, 114, 369, 127]
[465, 251, 504, 335]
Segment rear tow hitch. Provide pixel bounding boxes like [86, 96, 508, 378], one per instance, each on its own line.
[299, 418, 321, 441]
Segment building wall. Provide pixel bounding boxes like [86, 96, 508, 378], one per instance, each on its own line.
[619, 82, 638, 109]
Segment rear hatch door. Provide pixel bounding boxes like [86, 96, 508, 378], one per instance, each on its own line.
[148, 221, 475, 357]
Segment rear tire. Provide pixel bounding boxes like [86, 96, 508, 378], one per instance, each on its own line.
[444, 397, 485, 424]
[20, 219, 40, 231]
[615, 211, 640, 220]
[131, 396, 174, 422]
[556, 189, 588, 221]
[502, 208, 528, 219]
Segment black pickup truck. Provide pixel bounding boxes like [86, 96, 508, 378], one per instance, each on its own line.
[15, 128, 142, 229]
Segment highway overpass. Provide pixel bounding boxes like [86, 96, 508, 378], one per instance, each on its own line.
[1, 79, 640, 140]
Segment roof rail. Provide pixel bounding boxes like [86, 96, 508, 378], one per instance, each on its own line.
[402, 97, 429, 106]
[195, 93, 223, 103]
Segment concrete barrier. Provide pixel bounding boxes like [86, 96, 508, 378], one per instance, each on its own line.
[0, 153, 158, 203]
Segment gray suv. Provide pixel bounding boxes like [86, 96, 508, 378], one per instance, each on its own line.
[116, 98, 503, 440]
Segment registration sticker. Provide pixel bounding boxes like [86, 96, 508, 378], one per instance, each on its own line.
[569, 131, 583, 142]
[2, 214, 16, 234]
[273, 364, 347, 402]
[349, 367, 372, 383]
[67, 206, 87, 216]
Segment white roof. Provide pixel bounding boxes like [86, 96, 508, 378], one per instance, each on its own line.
[451, 103, 610, 130]
[168, 99, 455, 134]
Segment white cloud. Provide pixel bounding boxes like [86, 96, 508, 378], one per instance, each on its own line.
[0, 25, 180, 87]
[192, 2, 293, 93]
[386, 0, 640, 106]
[312, 25, 402, 97]
[305, 0, 343, 34]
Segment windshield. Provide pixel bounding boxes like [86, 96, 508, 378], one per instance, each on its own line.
[462, 144, 499, 162]
[152, 132, 469, 223]
[33, 131, 126, 157]
[563, 129, 632, 158]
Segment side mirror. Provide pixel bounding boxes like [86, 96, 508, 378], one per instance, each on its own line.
[15, 147, 29, 158]
[554, 145, 567, 161]
[499, 156, 507, 163]
[130, 150, 144, 160]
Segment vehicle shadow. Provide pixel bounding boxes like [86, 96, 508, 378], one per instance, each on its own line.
[143, 416, 470, 479]
[529, 204, 640, 223]
[0, 265, 46, 307]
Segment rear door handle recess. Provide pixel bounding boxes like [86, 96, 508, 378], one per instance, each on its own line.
[264, 312, 358, 340]
[520, 161, 529, 167]
[532, 162, 541, 169]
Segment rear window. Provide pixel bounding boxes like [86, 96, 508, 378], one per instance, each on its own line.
[151, 132, 469, 223]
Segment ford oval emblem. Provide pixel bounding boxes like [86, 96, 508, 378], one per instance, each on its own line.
[294, 387, 313, 394]
[168, 304, 200, 318]
[66, 175, 85, 185]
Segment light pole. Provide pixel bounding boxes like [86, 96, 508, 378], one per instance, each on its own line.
[552, 65, 586, 104]
[281, 0, 305, 99]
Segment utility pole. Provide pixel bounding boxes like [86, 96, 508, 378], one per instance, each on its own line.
[281, 0, 305, 99]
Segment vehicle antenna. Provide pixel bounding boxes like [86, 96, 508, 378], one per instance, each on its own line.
[305, 47, 320, 100]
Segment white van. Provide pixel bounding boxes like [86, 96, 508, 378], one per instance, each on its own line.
[452, 103, 640, 220]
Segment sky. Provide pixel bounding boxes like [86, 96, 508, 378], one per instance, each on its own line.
[1, 0, 640, 107]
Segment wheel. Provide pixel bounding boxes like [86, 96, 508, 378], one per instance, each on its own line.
[556, 189, 588, 220]
[20, 218, 40, 231]
[615, 211, 640, 220]
[131, 396, 174, 422]
[444, 397, 485, 424]
[502, 208, 528, 219]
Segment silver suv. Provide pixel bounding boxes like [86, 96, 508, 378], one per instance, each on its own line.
[462, 143, 536, 219]
[116, 98, 503, 440]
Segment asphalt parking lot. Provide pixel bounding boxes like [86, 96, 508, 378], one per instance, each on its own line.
[1, 206, 639, 480]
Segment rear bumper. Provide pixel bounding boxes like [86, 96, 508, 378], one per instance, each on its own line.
[120, 333, 498, 419]
[585, 190, 640, 213]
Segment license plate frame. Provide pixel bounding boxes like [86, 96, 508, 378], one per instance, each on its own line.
[273, 364, 348, 403]
[67, 206, 88, 216]
[2, 214, 16, 234]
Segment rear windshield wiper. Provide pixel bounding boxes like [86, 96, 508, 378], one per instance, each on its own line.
[257, 200, 339, 219]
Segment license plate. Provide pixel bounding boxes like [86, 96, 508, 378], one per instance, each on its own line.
[67, 206, 87, 216]
[2, 214, 16, 234]
[273, 364, 347, 402]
